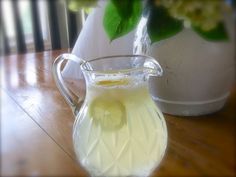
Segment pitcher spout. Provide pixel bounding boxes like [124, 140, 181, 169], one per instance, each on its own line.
[143, 57, 163, 77]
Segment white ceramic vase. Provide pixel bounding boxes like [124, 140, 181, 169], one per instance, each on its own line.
[136, 17, 235, 116]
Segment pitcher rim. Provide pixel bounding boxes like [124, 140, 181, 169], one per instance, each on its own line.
[80, 54, 161, 75]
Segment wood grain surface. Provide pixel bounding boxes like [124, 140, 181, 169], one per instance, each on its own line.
[1, 50, 235, 177]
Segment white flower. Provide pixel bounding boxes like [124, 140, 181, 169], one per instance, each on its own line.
[158, 0, 226, 31]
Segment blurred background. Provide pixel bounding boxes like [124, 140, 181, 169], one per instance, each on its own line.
[0, 0, 85, 56]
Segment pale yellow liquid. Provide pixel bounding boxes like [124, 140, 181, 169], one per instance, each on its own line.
[73, 78, 167, 177]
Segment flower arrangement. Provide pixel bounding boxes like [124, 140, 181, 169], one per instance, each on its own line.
[68, 0, 234, 43]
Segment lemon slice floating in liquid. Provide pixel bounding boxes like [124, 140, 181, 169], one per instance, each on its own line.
[96, 78, 129, 87]
[89, 96, 126, 131]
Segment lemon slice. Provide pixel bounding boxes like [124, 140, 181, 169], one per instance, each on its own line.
[96, 79, 129, 87]
[89, 96, 126, 131]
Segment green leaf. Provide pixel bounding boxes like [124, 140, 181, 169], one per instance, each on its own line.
[111, 0, 133, 18]
[103, 0, 142, 41]
[193, 22, 229, 41]
[147, 6, 183, 43]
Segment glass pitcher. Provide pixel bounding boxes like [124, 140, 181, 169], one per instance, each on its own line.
[52, 54, 168, 177]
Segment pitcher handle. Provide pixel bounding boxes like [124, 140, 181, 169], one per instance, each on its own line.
[52, 53, 85, 115]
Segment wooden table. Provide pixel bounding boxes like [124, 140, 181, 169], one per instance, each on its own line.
[1, 50, 235, 177]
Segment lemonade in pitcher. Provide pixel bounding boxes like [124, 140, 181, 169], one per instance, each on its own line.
[53, 54, 168, 177]
[73, 77, 167, 177]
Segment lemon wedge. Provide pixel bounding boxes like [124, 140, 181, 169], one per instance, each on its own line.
[89, 96, 126, 131]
